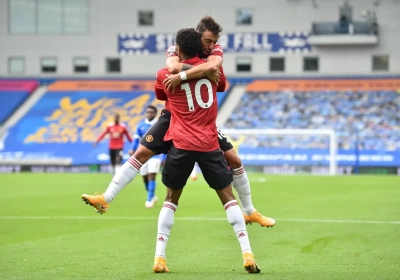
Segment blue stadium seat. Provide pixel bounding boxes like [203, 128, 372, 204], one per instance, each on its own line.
[0, 92, 30, 124]
[0, 80, 38, 124]
[225, 90, 400, 151]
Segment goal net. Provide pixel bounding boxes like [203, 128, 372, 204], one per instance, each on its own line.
[221, 129, 338, 175]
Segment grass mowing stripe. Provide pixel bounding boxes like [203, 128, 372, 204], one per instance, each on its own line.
[0, 216, 399, 224]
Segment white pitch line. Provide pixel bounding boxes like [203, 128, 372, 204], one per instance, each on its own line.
[0, 216, 399, 225]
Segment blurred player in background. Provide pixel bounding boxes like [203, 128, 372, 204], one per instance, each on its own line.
[152, 28, 260, 274]
[129, 105, 161, 208]
[223, 133, 246, 155]
[94, 114, 132, 175]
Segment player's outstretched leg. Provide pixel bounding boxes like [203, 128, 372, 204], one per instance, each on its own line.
[216, 186, 260, 273]
[81, 145, 155, 214]
[224, 148, 276, 228]
[153, 188, 183, 273]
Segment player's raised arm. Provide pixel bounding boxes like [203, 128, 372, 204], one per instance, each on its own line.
[165, 46, 182, 73]
[123, 126, 133, 143]
[164, 52, 222, 92]
[185, 55, 222, 78]
[166, 52, 221, 75]
[94, 126, 109, 147]
[165, 45, 213, 75]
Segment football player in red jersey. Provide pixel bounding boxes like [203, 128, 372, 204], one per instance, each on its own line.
[163, 16, 224, 91]
[152, 28, 260, 274]
[82, 17, 275, 230]
[151, 17, 276, 229]
[93, 114, 132, 175]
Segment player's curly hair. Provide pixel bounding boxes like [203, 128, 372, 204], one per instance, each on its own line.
[175, 28, 202, 58]
[196, 16, 223, 36]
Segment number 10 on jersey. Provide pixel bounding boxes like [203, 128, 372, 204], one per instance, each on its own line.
[181, 79, 214, 111]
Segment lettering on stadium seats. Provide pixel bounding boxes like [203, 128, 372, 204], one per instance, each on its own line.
[24, 94, 164, 144]
[247, 78, 400, 92]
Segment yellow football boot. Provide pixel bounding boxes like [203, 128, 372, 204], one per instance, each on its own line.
[243, 209, 276, 227]
[81, 193, 109, 214]
[242, 252, 261, 274]
[152, 257, 169, 273]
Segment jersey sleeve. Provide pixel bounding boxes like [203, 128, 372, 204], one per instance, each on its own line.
[155, 68, 169, 100]
[96, 126, 109, 142]
[217, 66, 226, 92]
[131, 125, 141, 151]
[124, 126, 132, 142]
[210, 44, 224, 58]
[166, 45, 177, 58]
[134, 125, 142, 139]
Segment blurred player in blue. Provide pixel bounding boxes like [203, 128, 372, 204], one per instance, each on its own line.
[129, 105, 163, 208]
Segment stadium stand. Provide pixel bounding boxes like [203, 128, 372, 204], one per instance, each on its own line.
[0, 80, 229, 164]
[216, 90, 229, 108]
[224, 79, 400, 151]
[0, 80, 38, 124]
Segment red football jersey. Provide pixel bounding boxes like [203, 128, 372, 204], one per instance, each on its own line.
[166, 44, 224, 59]
[96, 122, 132, 149]
[156, 57, 226, 152]
[162, 44, 224, 111]
[154, 64, 226, 111]
[154, 80, 171, 111]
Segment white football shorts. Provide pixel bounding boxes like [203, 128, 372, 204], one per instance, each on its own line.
[139, 157, 161, 176]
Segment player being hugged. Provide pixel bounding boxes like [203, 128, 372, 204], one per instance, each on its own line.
[81, 16, 275, 230]
[151, 28, 260, 274]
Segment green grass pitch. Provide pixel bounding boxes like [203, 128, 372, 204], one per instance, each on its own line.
[0, 173, 399, 279]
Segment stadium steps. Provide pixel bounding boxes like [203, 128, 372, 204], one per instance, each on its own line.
[216, 84, 247, 127]
[0, 85, 48, 148]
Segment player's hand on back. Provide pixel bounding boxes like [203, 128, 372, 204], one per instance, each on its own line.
[163, 73, 181, 93]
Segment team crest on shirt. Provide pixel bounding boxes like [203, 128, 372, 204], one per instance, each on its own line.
[146, 135, 154, 142]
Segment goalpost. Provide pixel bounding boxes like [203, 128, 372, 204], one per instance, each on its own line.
[221, 129, 338, 175]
